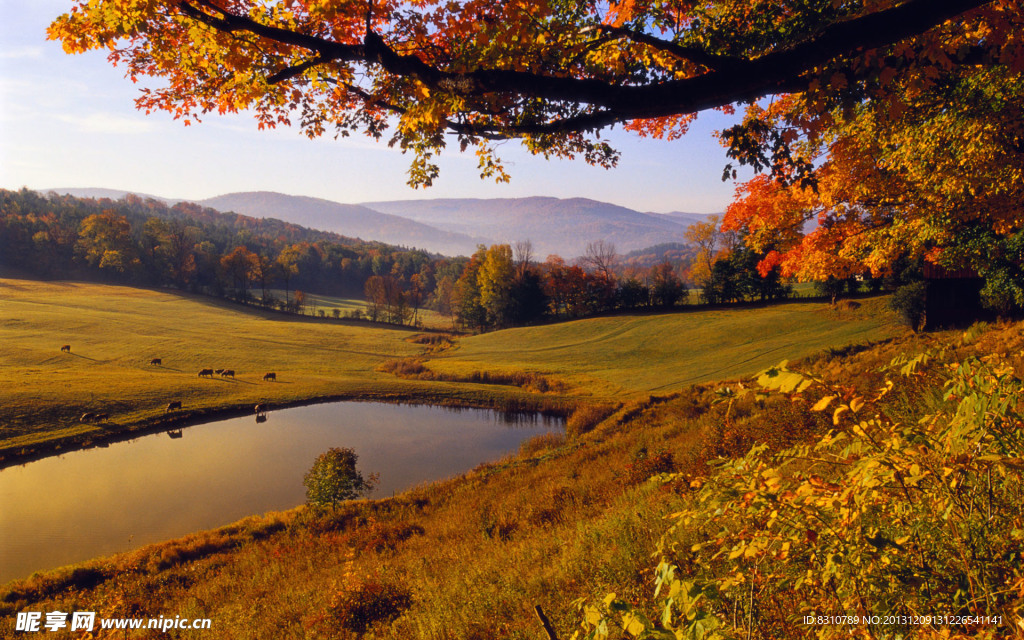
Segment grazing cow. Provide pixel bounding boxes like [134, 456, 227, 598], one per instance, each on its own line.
[61, 345, 71, 353]
[263, 372, 276, 382]
[220, 369, 235, 378]
[198, 368, 214, 378]
[80, 412, 96, 423]
[150, 358, 162, 366]
[166, 400, 182, 412]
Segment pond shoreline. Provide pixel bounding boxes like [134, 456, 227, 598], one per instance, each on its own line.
[0, 391, 572, 470]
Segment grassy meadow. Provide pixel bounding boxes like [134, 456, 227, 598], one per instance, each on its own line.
[6, 312, 1020, 638]
[1, 278, 897, 459]
[426, 297, 895, 396]
[0, 279, 471, 456]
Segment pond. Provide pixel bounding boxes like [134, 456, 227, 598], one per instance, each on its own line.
[0, 402, 563, 584]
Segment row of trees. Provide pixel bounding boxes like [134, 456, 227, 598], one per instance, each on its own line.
[435, 238, 797, 331]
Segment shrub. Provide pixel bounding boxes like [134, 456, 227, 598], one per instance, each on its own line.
[518, 431, 566, 457]
[344, 520, 425, 554]
[376, 358, 430, 378]
[621, 448, 676, 486]
[330, 580, 413, 634]
[890, 280, 927, 329]
[566, 404, 617, 438]
[577, 354, 1024, 639]
[304, 448, 378, 511]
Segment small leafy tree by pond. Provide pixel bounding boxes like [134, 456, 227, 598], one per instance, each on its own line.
[303, 447, 377, 510]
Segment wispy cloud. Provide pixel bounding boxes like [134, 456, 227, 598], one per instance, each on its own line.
[56, 112, 158, 134]
[0, 46, 44, 60]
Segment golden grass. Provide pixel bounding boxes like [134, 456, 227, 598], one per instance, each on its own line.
[0, 278, 547, 457]
[5, 308, 1007, 640]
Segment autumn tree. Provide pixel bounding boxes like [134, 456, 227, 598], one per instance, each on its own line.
[220, 245, 259, 297]
[649, 262, 687, 309]
[276, 244, 303, 304]
[431, 275, 458, 329]
[48, 1, 1003, 187]
[159, 219, 199, 288]
[454, 247, 488, 331]
[717, 17, 1024, 308]
[252, 252, 277, 305]
[683, 215, 722, 290]
[478, 244, 515, 328]
[364, 275, 408, 324]
[47, 1, 1024, 307]
[76, 212, 139, 274]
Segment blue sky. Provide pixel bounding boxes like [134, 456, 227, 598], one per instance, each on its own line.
[0, 1, 748, 213]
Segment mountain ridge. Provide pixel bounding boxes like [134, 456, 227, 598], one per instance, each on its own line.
[43, 188, 719, 257]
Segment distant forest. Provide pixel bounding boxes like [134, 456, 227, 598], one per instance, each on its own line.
[1, 189, 798, 330]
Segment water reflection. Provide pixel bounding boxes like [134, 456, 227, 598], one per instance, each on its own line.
[0, 402, 563, 584]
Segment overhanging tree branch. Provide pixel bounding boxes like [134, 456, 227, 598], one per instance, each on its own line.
[177, 0, 993, 133]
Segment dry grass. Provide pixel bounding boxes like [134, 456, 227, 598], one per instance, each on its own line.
[5, 320, 1014, 639]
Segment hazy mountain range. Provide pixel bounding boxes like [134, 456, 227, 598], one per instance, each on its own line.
[46, 188, 717, 258]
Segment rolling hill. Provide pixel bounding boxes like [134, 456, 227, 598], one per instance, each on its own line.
[196, 191, 485, 255]
[44, 188, 719, 258]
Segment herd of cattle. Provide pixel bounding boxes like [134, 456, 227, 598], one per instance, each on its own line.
[63, 346, 277, 424]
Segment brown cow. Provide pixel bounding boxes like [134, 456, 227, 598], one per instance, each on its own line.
[198, 368, 214, 378]
[263, 372, 276, 382]
[166, 400, 182, 412]
[61, 345, 71, 353]
[220, 369, 235, 378]
[150, 358, 162, 365]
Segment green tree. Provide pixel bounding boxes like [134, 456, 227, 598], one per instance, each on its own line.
[303, 447, 377, 511]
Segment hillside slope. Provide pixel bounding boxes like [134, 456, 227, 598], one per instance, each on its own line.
[427, 298, 898, 395]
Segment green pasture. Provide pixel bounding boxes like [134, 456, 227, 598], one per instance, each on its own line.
[428, 297, 899, 396]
